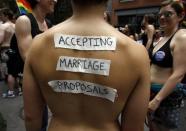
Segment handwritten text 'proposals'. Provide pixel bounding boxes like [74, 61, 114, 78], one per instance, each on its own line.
[54, 34, 117, 51]
[48, 80, 117, 102]
[56, 56, 111, 76]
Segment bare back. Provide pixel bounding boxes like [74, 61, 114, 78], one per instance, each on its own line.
[24, 17, 150, 131]
[1, 21, 15, 47]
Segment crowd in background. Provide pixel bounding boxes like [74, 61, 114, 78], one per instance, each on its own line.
[0, 0, 186, 131]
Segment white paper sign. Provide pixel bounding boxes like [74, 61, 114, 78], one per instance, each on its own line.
[54, 34, 117, 50]
[56, 56, 111, 76]
[48, 80, 118, 102]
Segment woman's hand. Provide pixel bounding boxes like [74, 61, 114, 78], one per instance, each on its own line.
[148, 97, 161, 112]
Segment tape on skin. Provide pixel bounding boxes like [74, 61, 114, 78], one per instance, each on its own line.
[48, 80, 118, 103]
[56, 56, 111, 76]
[54, 34, 117, 51]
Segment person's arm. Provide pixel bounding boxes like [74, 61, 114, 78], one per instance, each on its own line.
[23, 37, 45, 131]
[15, 15, 32, 61]
[121, 46, 150, 131]
[145, 25, 154, 51]
[149, 29, 186, 111]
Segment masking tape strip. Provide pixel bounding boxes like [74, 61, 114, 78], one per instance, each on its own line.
[56, 56, 111, 76]
[54, 34, 117, 51]
[48, 80, 117, 102]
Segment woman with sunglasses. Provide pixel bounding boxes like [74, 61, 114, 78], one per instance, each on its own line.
[148, 0, 186, 130]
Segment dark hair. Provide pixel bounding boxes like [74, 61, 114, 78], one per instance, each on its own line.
[126, 24, 135, 36]
[144, 14, 156, 24]
[1, 8, 13, 20]
[27, 0, 38, 9]
[71, 0, 108, 6]
[161, 0, 184, 17]
[180, 1, 186, 28]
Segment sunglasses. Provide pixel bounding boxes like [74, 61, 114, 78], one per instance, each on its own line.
[158, 11, 175, 18]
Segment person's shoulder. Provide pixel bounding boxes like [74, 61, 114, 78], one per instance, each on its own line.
[29, 29, 53, 52]
[2, 22, 9, 27]
[0, 23, 10, 32]
[26, 30, 55, 66]
[127, 40, 149, 63]
[117, 30, 146, 52]
[27, 33, 45, 59]
[175, 29, 186, 37]
[110, 25, 149, 67]
[16, 15, 31, 26]
[31, 32, 47, 46]
[116, 30, 149, 63]
[173, 29, 186, 43]
[0, 23, 6, 30]
[15, 15, 31, 34]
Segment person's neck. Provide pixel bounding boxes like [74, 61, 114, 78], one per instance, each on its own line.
[72, 5, 106, 21]
[164, 26, 178, 37]
[32, 7, 47, 23]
